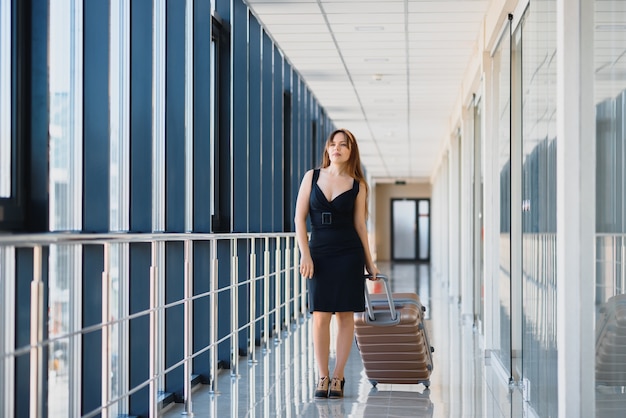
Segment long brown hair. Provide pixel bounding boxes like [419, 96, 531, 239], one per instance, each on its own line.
[321, 128, 370, 217]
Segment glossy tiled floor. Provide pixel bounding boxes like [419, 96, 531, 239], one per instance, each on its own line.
[163, 262, 524, 417]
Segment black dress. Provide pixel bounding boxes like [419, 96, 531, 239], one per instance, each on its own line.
[308, 169, 366, 313]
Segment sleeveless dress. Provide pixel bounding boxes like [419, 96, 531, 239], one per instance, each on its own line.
[308, 169, 366, 313]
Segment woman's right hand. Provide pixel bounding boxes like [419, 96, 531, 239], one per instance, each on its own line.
[299, 255, 314, 279]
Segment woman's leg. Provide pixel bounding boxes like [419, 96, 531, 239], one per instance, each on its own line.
[312, 311, 332, 377]
[331, 311, 355, 379]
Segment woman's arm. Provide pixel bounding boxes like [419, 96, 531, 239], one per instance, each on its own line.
[354, 181, 379, 277]
[294, 170, 314, 279]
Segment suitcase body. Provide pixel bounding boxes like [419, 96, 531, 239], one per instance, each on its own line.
[354, 275, 434, 388]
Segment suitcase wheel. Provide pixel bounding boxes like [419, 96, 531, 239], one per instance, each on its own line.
[421, 306, 426, 312]
[424, 381, 430, 389]
[369, 380, 378, 388]
[431, 346, 435, 353]
[418, 323, 424, 330]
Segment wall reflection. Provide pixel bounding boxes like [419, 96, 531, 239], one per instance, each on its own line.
[595, 0, 626, 416]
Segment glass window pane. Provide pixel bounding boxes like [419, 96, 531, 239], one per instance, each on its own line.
[492, 21, 512, 375]
[594, 0, 626, 412]
[49, 0, 82, 231]
[48, 0, 83, 416]
[520, 2, 558, 416]
[393, 200, 416, 259]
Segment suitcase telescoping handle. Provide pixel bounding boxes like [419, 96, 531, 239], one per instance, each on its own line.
[364, 274, 397, 322]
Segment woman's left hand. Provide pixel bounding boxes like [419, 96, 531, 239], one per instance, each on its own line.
[366, 264, 380, 280]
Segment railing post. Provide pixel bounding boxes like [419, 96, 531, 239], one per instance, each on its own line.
[274, 237, 282, 342]
[284, 237, 291, 334]
[248, 238, 257, 363]
[29, 245, 43, 418]
[230, 238, 239, 377]
[183, 239, 194, 416]
[209, 239, 219, 393]
[263, 237, 270, 352]
[149, 242, 158, 417]
[293, 240, 300, 322]
[297, 241, 307, 318]
[614, 238, 626, 294]
[101, 243, 111, 418]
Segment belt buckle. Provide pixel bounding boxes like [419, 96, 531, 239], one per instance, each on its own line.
[321, 212, 332, 225]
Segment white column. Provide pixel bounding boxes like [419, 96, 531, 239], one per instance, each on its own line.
[556, 0, 595, 415]
[448, 134, 461, 303]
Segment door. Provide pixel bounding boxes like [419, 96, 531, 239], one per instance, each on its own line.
[391, 199, 430, 262]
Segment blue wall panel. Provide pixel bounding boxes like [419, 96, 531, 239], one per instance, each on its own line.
[130, 0, 153, 233]
[14, 248, 49, 417]
[191, 0, 212, 380]
[164, 0, 186, 397]
[83, 0, 110, 233]
[273, 48, 283, 232]
[82, 2, 110, 411]
[282, 63, 293, 231]
[193, 0, 212, 233]
[261, 32, 274, 232]
[248, 18, 262, 233]
[165, 0, 186, 233]
[165, 241, 184, 395]
[128, 242, 151, 417]
[128, 1, 153, 414]
[233, 0, 251, 353]
[233, 0, 249, 233]
[82, 246, 103, 415]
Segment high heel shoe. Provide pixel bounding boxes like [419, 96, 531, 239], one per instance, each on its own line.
[328, 377, 345, 398]
[315, 376, 329, 398]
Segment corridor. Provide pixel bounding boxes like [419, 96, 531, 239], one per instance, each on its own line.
[162, 262, 524, 418]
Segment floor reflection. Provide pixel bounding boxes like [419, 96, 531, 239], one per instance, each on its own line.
[163, 262, 521, 418]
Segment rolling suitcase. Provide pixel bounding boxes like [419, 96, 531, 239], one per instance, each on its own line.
[354, 275, 434, 388]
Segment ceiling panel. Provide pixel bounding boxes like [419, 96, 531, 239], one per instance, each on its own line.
[246, 0, 492, 181]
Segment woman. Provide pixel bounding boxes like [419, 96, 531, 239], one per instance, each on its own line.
[294, 128, 379, 399]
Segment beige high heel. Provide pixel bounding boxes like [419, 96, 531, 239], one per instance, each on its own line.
[315, 376, 329, 398]
[328, 377, 345, 398]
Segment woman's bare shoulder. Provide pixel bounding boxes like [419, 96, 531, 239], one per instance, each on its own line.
[302, 169, 315, 180]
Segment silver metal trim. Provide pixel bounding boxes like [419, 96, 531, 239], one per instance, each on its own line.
[101, 243, 111, 417]
[263, 237, 270, 352]
[183, 239, 194, 415]
[1, 247, 15, 417]
[284, 237, 291, 333]
[363, 275, 397, 322]
[149, 242, 158, 417]
[29, 246, 43, 418]
[109, 0, 131, 232]
[152, 0, 166, 232]
[274, 237, 282, 341]
[248, 238, 257, 363]
[184, 0, 194, 233]
[0, 0, 11, 197]
[209, 239, 219, 393]
[230, 239, 239, 377]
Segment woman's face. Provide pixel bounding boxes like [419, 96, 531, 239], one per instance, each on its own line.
[327, 132, 351, 164]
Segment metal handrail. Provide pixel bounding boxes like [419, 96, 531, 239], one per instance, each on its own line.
[0, 231, 303, 418]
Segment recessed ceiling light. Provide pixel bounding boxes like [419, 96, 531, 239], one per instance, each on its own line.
[596, 24, 626, 31]
[355, 26, 384, 32]
[372, 73, 384, 81]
